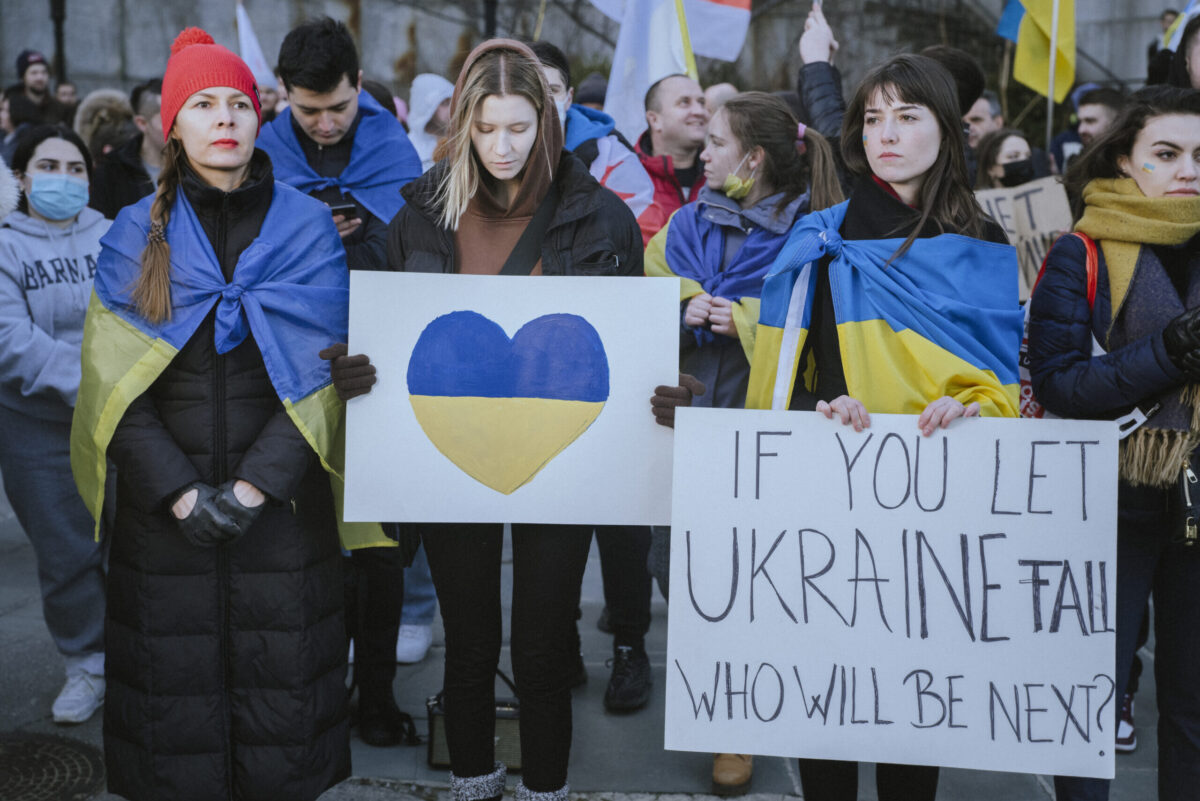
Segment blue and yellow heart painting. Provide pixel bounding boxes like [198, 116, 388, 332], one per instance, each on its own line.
[406, 311, 610, 494]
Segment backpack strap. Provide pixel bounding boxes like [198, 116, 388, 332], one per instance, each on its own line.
[1029, 231, 1100, 311]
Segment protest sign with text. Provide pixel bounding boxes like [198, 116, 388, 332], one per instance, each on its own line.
[344, 272, 678, 525]
[975, 176, 1074, 300]
[666, 409, 1117, 779]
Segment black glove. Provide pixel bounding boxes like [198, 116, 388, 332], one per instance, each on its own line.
[650, 373, 707, 428]
[318, 343, 377, 400]
[175, 483, 241, 548]
[214, 481, 266, 539]
[1162, 307, 1200, 379]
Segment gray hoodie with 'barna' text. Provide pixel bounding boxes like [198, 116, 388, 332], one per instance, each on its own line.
[0, 206, 110, 421]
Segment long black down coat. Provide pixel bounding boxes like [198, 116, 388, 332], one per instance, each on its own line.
[103, 153, 349, 801]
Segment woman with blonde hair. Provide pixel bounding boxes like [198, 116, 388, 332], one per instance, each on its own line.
[324, 39, 642, 801]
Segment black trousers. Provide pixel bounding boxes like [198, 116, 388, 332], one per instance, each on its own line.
[423, 524, 592, 792]
[797, 759, 938, 801]
[595, 525, 653, 647]
[345, 546, 405, 698]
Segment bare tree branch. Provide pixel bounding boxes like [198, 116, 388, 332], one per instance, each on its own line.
[547, 0, 617, 48]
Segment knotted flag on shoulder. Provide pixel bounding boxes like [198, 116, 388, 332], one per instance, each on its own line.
[645, 203, 784, 361]
[745, 202, 1023, 417]
[257, 90, 421, 224]
[70, 182, 389, 549]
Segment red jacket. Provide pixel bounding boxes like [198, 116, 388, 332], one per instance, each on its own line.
[636, 133, 703, 246]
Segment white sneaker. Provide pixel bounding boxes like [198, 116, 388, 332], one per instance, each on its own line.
[52, 672, 104, 724]
[395, 623, 433, 663]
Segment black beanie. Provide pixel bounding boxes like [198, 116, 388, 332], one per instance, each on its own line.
[17, 50, 48, 80]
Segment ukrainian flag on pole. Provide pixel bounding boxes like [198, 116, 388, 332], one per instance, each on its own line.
[1011, 0, 1076, 102]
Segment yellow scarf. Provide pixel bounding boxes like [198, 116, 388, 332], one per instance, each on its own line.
[1075, 178, 1200, 488]
[1074, 178, 1200, 325]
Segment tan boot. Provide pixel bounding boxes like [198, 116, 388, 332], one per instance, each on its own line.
[712, 753, 752, 795]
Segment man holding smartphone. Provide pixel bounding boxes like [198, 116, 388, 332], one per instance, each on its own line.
[257, 17, 422, 750]
[258, 17, 420, 271]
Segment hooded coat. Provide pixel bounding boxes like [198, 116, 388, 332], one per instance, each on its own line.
[388, 40, 642, 278]
[407, 73, 455, 172]
[101, 154, 349, 801]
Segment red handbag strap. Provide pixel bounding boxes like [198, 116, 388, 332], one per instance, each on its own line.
[1030, 231, 1099, 311]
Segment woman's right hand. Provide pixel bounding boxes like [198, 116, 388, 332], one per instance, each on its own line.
[319, 343, 377, 400]
[684, 293, 714, 328]
[816, 395, 870, 432]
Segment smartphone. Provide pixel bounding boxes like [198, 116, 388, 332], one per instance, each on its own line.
[329, 202, 359, 220]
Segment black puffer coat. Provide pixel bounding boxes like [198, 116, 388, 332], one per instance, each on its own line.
[387, 151, 642, 277]
[104, 152, 349, 801]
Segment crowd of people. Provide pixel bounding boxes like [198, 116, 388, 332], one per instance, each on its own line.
[0, 4, 1198, 801]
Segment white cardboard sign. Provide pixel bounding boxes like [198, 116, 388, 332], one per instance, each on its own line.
[666, 409, 1118, 779]
[344, 272, 678, 525]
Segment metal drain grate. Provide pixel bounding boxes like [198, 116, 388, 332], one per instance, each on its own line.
[0, 732, 105, 801]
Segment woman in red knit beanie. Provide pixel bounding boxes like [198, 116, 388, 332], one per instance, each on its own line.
[73, 28, 359, 801]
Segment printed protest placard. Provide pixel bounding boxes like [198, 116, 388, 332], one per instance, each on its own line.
[976, 176, 1074, 300]
[344, 272, 678, 525]
[666, 409, 1118, 779]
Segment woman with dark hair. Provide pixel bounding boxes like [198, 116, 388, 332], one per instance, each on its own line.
[1028, 85, 1200, 801]
[974, 127, 1035, 189]
[745, 52, 1020, 801]
[646, 91, 842, 410]
[324, 39, 641, 801]
[71, 28, 386, 801]
[1168, 14, 1200, 90]
[0, 123, 109, 725]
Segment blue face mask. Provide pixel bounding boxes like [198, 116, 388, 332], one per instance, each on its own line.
[27, 174, 89, 221]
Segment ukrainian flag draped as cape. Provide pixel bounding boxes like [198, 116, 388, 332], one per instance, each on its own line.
[257, 91, 421, 224]
[745, 201, 1022, 417]
[70, 182, 388, 549]
[645, 200, 790, 362]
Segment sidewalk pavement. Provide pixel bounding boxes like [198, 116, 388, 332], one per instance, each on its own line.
[0, 487, 1157, 800]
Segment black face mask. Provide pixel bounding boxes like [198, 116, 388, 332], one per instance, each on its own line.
[999, 158, 1035, 187]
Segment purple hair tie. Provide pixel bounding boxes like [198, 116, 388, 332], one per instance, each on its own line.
[797, 122, 808, 155]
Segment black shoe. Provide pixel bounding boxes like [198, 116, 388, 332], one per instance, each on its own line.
[358, 692, 418, 747]
[604, 645, 651, 712]
[596, 605, 613, 634]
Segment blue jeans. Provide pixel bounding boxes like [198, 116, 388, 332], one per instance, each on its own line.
[1055, 482, 1200, 801]
[0, 404, 106, 659]
[401, 541, 437, 626]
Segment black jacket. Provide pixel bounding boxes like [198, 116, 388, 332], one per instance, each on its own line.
[387, 151, 643, 277]
[104, 151, 349, 801]
[293, 110, 390, 270]
[89, 132, 155, 220]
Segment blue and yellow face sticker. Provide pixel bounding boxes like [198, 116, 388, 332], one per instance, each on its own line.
[407, 311, 610, 494]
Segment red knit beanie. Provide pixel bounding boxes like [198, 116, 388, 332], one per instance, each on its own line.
[160, 27, 261, 143]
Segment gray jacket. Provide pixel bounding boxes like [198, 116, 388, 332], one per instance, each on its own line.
[0, 207, 110, 420]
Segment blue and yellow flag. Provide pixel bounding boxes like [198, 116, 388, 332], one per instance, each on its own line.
[1012, 0, 1076, 103]
[70, 181, 389, 548]
[745, 202, 1023, 417]
[257, 91, 421, 224]
[645, 204, 791, 362]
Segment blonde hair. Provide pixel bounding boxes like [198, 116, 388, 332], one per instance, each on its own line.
[132, 137, 186, 323]
[433, 47, 552, 230]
